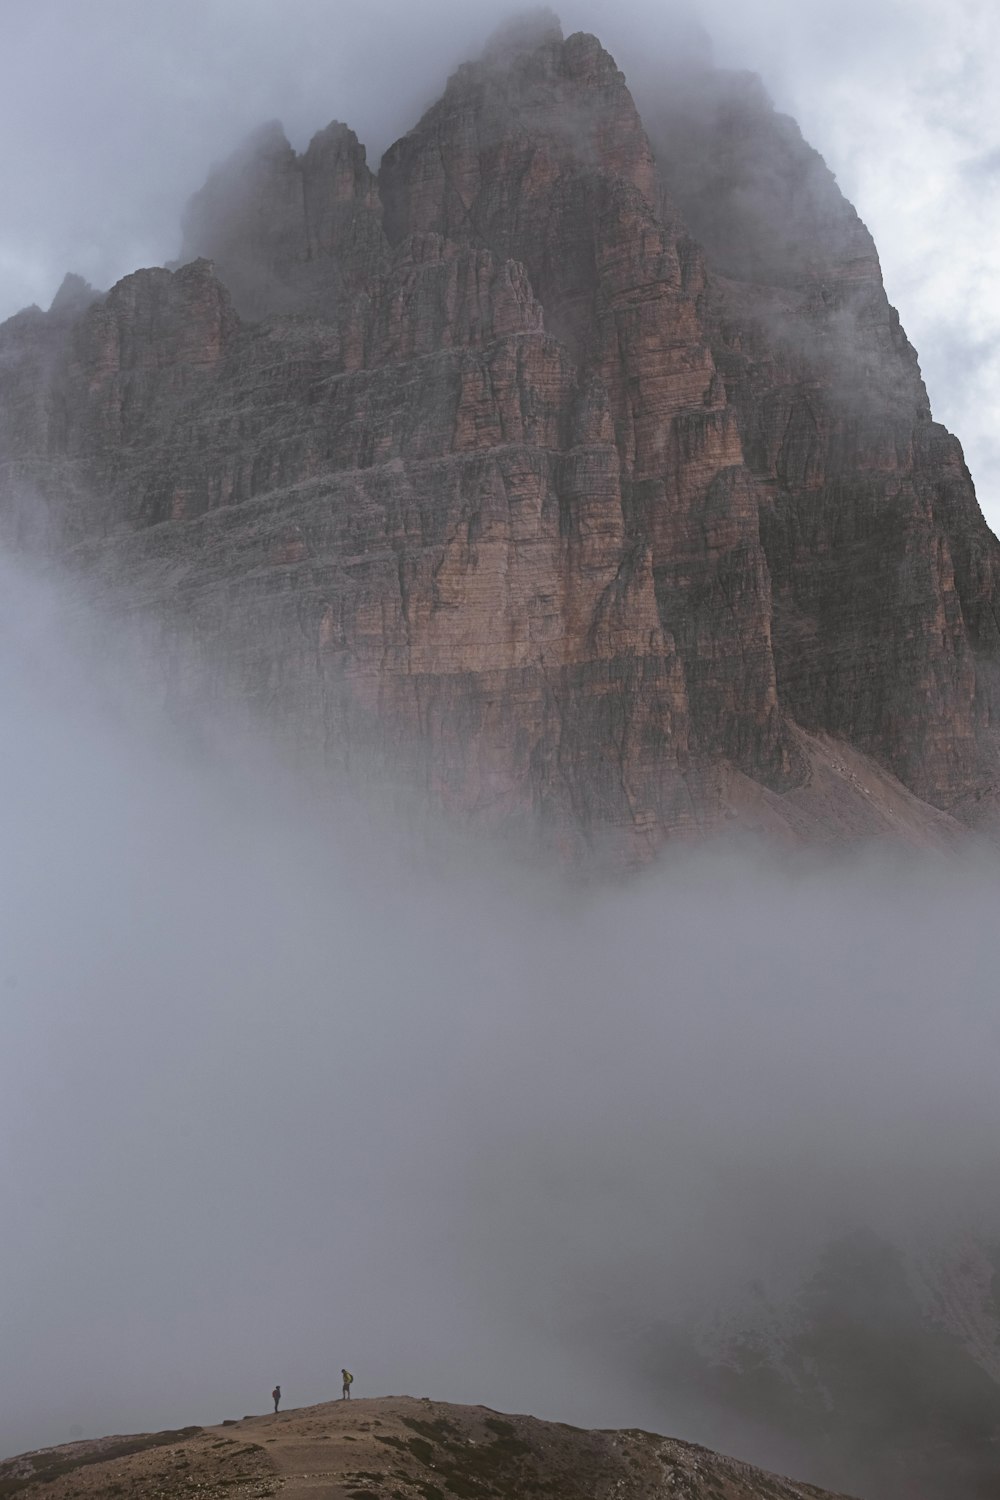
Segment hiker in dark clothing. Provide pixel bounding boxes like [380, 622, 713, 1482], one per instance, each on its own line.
[341, 1369, 353, 1400]
[272, 1384, 281, 1413]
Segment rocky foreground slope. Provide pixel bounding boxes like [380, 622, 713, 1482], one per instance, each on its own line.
[1, 12, 998, 856]
[0, 1395, 859, 1499]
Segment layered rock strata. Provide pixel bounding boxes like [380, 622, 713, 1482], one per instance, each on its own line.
[1, 16, 998, 854]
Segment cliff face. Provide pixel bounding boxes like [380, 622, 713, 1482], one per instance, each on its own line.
[645, 67, 1000, 811]
[1, 16, 999, 854]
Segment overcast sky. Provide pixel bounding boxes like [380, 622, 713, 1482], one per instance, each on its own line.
[0, 0, 997, 526]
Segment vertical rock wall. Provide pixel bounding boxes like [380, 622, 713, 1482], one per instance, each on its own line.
[1, 19, 999, 854]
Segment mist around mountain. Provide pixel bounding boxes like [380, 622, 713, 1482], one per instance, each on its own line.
[6, 13, 1000, 855]
[3, 11, 1000, 1500]
[3, 0, 999, 529]
[2, 552, 999, 1500]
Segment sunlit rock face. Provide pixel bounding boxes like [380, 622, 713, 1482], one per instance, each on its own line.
[2, 18, 1000, 857]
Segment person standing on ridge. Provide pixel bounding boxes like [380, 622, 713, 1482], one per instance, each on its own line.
[272, 1384, 281, 1413]
[341, 1369, 353, 1400]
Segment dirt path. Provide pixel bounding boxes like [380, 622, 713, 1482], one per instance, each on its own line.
[199, 1395, 863, 1500]
[205, 1397, 404, 1500]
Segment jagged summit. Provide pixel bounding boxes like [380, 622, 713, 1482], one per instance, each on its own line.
[1, 19, 999, 864]
[482, 6, 564, 58]
[178, 110, 381, 318]
[47, 271, 99, 317]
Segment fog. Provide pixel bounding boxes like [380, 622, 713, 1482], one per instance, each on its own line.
[2, 551, 1000, 1494]
[2, 0, 998, 524]
[2, 8, 1000, 1492]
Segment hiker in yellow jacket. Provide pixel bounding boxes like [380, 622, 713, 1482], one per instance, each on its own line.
[341, 1368, 354, 1400]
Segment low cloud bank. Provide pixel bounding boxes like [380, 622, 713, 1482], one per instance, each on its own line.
[1, 556, 998, 1485]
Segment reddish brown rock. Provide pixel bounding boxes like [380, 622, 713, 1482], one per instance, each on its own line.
[645, 63, 1000, 813]
[1, 19, 999, 856]
[180, 119, 386, 318]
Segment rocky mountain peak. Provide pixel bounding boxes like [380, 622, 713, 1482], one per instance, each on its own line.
[482, 6, 564, 59]
[179, 115, 383, 319]
[1, 18, 999, 861]
[47, 271, 99, 319]
[378, 24, 658, 311]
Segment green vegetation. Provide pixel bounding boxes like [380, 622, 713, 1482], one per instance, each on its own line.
[369, 1413, 547, 1499]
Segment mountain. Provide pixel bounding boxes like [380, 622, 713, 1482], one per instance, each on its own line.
[2, 18, 1000, 1499]
[0, 1394, 861, 1499]
[1, 12, 998, 858]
